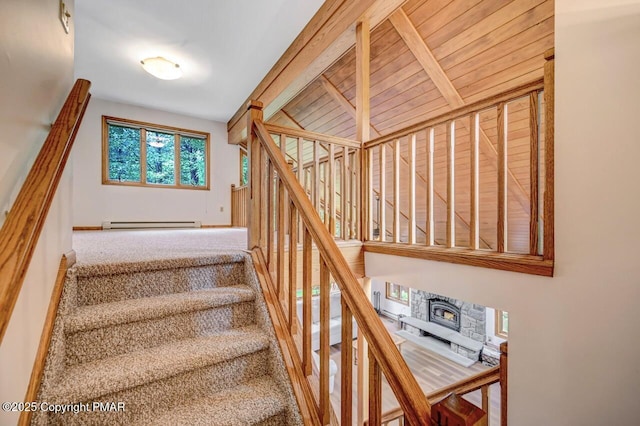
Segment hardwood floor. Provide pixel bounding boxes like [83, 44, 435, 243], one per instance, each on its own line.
[327, 315, 501, 425]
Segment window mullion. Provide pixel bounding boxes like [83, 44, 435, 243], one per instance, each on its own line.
[141, 128, 147, 184]
[175, 134, 181, 187]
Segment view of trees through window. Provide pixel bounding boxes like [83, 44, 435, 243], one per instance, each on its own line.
[103, 117, 209, 189]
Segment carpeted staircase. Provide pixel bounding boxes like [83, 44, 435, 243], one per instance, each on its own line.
[34, 252, 302, 425]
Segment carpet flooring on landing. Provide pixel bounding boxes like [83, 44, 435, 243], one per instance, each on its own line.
[34, 229, 301, 425]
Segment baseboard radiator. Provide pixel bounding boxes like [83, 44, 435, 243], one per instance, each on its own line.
[102, 221, 202, 230]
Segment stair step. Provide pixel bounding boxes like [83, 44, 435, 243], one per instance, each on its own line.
[64, 286, 256, 365]
[65, 285, 255, 333]
[75, 256, 247, 306]
[46, 326, 269, 404]
[139, 376, 288, 426]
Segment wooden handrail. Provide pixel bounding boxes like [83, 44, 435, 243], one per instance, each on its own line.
[253, 119, 432, 425]
[0, 79, 91, 344]
[265, 122, 361, 148]
[374, 365, 501, 426]
[363, 78, 544, 149]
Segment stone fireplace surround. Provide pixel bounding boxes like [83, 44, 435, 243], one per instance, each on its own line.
[409, 290, 487, 361]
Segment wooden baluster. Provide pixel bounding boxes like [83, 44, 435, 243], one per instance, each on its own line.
[379, 144, 386, 242]
[267, 161, 274, 270]
[341, 297, 353, 426]
[298, 137, 304, 244]
[289, 200, 297, 333]
[408, 134, 416, 244]
[470, 113, 480, 250]
[543, 48, 555, 262]
[500, 342, 508, 426]
[302, 227, 312, 376]
[481, 385, 490, 426]
[277, 176, 285, 301]
[362, 149, 369, 241]
[497, 102, 507, 253]
[319, 256, 331, 425]
[328, 143, 335, 236]
[446, 120, 455, 248]
[426, 128, 434, 246]
[261, 147, 270, 254]
[369, 350, 382, 426]
[342, 146, 349, 240]
[314, 140, 320, 214]
[393, 139, 400, 243]
[247, 101, 264, 249]
[529, 91, 540, 256]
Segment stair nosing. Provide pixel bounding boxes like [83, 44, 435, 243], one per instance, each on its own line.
[65, 285, 255, 333]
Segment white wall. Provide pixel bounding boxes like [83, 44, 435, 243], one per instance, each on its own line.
[0, 0, 75, 424]
[72, 98, 239, 226]
[371, 279, 411, 318]
[366, 1, 640, 424]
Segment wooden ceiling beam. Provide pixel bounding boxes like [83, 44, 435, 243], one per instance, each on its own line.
[227, 0, 408, 144]
[389, 8, 530, 214]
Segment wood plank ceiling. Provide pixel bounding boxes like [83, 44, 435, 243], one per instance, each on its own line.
[268, 0, 554, 254]
[270, 0, 553, 139]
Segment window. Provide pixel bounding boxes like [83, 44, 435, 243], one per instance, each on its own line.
[386, 282, 409, 306]
[102, 116, 210, 190]
[496, 310, 509, 338]
[240, 149, 248, 186]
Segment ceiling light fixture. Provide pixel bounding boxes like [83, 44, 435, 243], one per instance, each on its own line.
[140, 56, 182, 80]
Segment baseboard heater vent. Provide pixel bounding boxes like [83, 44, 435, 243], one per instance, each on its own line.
[102, 221, 202, 230]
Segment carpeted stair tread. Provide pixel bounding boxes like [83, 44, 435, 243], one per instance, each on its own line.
[73, 252, 247, 278]
[138, 376, 287, 426]
[47, 326, 269, 403]
[64, 285, 255, 333]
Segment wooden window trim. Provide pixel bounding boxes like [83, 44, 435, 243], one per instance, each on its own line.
[386, 282, 409, 306]
[495, 310, 508, 338]
[102, 116, 211, 190]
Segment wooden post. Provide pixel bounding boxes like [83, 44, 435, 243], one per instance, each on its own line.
[379, 144, 387, 242]
[529, 92, 540, 255]
[543, 48, 555, 263]
[426, 128, 434, 246]
[393, 139, 400, 243]
[247, 100, 264, 249]
[357, 19, 371, 242]
[431, 393, 486, 426]
[500, 342, 508, 426]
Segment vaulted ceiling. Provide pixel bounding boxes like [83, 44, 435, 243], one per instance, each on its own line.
[269, 0, 554, 140]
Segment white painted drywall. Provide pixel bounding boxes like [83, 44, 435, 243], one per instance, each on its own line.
[366, 1, 640, 423]
[71, 98, 239, 226]
[0, 0, 75, 424]
[371, 279, 411, 319]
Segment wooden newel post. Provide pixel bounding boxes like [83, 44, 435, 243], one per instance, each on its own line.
[500, 341, 508, 426]
[247, 100, 264, 250]
[431, 393, 486, 426]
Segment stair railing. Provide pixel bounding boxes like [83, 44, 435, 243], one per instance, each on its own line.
[0, 79, 91, 344]
[362, 50, 555, 277]
[231, 184, 248, 227]
[372, 342, 508, 426]
[247, 100, 437, 425]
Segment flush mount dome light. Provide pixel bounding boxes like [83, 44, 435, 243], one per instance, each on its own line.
[140, 56, 182, 80]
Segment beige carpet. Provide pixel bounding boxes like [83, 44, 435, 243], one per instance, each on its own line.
[73, 228, 248, 266]
[34, 229, 302, 425]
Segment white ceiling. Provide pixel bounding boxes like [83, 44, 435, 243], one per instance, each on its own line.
[74, 0, 324, 122]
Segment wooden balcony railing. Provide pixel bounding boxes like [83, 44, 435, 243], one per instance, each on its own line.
[231, 184, 248, 227]
[0, 79, 91, 344]
[373, 342, 508, 426]
[362, 52, 554, 277]
[263, 122, 361, 241]
[247, 101, 448, 425]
